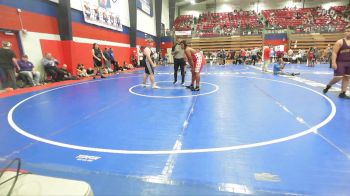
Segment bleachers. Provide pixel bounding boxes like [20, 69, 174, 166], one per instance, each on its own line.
[194, 11, 264, 37]
[174, 15, 193, 31]
[186, 35, 263, 53]
[289, 33, 343, 51]
[263, 6, 348, 33]
[174, 6, 349, 37]
[173, 6, 348, 54]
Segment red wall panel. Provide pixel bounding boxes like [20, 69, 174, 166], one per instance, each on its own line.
[0, 5, 59, 34]
[40, 39, 132, 75]
[40, 39, 67, 67]
[161, 42, 173, 48]
[0, 31, 21, 58]
[136, 38, 156, 47]
[72, 43, 132, 68]
[72, 22, 129, 44]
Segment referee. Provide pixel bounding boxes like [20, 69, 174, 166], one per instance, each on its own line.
[172, 37, 186, 85]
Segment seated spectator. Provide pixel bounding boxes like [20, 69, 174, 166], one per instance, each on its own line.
[77, 64, 88, 78]
[102, 67, 109, 74]
[17, 54, 41, 86]
[113, 60, 124, 72]
[123, 61, 130, 70]
[131, 55, 139, 67]
[86, 67, 94, 75]
[128, 63, 134, 69]
[41, 53, 64, 82]
[59, 64, 78, 80]
[123, 62, 134, 70]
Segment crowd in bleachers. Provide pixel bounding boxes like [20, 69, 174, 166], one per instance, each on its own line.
[193, 10, 264, 37]
[203, 44, 333, 67]
[174, 6, 350, 37]
[263, 6, 349, 33]
[204, 48, 262, 65]
[174, 15, 194, 31]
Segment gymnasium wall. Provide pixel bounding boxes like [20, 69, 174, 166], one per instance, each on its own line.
[49, 0, 131, 28]
[162, 0, 170, 31]
[137, 0, 157, 36]
[0, 0, 63, 76]
[0, 0, 164, 77]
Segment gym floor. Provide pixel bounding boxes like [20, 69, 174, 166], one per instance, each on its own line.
[1, 63, 349, 195]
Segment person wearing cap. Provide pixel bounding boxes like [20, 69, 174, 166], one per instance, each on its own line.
[0, 41, 19, 90]
[18, 54, 41, 86]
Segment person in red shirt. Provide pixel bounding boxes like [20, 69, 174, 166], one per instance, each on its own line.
[180, 40, 205, 91]
[241, 49, 246, 64]
[307, 47, 315, 67]
[262, 45, 271, 72]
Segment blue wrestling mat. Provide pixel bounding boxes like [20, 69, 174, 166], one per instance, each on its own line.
[1, 64, 349, 195]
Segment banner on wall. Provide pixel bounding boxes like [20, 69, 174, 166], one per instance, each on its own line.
[81, 0, 123, 31]
[175, 31, 192, 36]
[136, 0, 153, 16]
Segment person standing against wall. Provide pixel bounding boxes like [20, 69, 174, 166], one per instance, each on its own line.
[172, 37, 186, 85]
[92, 43, 106, 79]
[103, 48, 112, 73]
[0, 41, 20, 90]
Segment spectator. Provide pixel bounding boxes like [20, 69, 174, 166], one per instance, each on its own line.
[122, 61, 130, 70]
[77, 64, 88, 78]
[18, 54, 41, 86]
[251, 48, 258, 66]
[153, 50, 158, 64]
[59, 64, 78, 80]
[103, 48, 112, 73]
[262, 45, 271, 72]
[113, 60, 123, 72]
[92, 43, 107, 79]
[307, 47, 315, 67]
[288, 48, 293, 62]
[123, 61, 134, 70]
[327, 44, 333, 68]
[138, 48, 145, 67]
[270, 47, 276, 63]
[42, 53, 64, 82]
[131, 55, 138, 68]
[86, 67, 94, 75]
[108, 48, 117, 69]
[0, 41, 20, 90]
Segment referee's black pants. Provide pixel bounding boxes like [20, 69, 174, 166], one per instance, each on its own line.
[174, 58, 185, 83]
